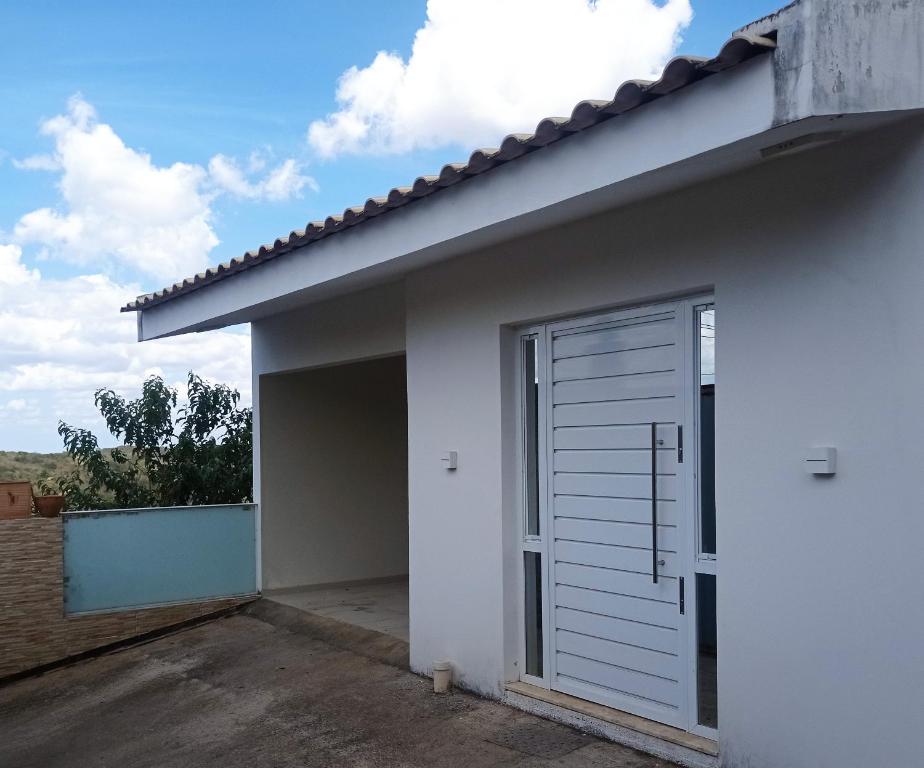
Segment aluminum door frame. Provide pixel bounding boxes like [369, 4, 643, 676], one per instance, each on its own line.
[515, 295, 716, 735]
[682, 296, 719, 741]
[515, 328, 555, 691]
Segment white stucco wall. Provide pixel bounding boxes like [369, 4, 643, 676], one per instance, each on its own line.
[252, 283, 408, 591]
[247, 117, 924, 766]
[251, 280, 406, 377]
[258, 355, 408, 590]
[403, 117, 924, 768]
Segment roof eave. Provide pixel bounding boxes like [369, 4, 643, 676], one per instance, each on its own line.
[135, 53, 790, 341]
[124, 33, 776, 316]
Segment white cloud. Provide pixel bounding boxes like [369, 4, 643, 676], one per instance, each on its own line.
[11, 154, 60, 171]
[308, 0, 693, 158]
[12, 97, 216, 282]
[208, 154, 317, 201]
[0, 243, 251, 449]
[12, 96, 316, 282]
[0, 244, 40, 285]
[0, 96, 327, 450]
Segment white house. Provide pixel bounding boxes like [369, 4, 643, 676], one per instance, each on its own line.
[123, 1, 924, 766]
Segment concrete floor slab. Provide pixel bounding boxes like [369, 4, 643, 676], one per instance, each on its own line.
[0, 605, 674, 768]
[266, 578, 409, 642]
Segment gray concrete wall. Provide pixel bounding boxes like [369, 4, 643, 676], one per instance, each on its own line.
[259, 355, 408, 591]
[404, 117, 924, 768]
[746, 0, 924, 125]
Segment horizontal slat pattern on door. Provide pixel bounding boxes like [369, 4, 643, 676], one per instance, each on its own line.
[554, 311, 674, 340]
[554, 371, 676, 405]
[555, 562, 675, 602]
[555, 496, 679, 526]
[556, 654, 679, 708]
[553, 346, 674, 382]
[556, 607, 679, 656]
[557, 584, 677, 628]
[555, 449, 677, 474]
[556, 629, 680, 681]
[553, 321, 675, 360]
[555, 518, 679, 552]
[555, 540, 680, 578]
[554, 424, 676, 450]
[554, 398, 678, 428]
[554, 473, 678, 501]
[550, 307, 683, 719]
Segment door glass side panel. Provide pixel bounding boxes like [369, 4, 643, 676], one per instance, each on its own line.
[697, 307, 716, 557]
[523, 336, 540, 537]
[696, 573, 718, 728]
[695, 303, 718, 730]
[524, 551, 543, 677]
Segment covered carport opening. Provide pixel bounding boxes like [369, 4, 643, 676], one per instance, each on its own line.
[258, 354, 409, 642]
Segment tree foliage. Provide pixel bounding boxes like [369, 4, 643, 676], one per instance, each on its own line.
[42, 373, 252, 510]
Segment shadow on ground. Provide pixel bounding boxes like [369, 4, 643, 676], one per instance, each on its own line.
[0, 605, 673, 767]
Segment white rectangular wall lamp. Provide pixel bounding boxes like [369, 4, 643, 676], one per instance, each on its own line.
[805, 446, 837, 476]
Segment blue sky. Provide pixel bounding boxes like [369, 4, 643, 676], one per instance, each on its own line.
[0, 1, 781, 452]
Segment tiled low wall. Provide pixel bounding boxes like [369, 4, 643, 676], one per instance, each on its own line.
[0, 517, 252, 679]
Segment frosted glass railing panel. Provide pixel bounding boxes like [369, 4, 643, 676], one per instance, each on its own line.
[63, 504, 257, 614]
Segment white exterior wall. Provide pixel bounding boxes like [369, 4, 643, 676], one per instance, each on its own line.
[251, 281, 406, 376]
[404, 118, 924, 767]
[259, 356, 408, 590]
[245, 119, 924, 765]
[251, 282, 407, 590]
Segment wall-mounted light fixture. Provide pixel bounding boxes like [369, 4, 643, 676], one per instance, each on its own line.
[760, 131, 844, 160]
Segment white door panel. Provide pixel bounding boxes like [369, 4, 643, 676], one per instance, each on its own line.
[556, 629, 681, 682]
[553, 423, 677, 450]
[553, 345, 675, 381]
[556, 584, 678, 629]
[554, 448, 678, 475]
[554, 562, 676, 602]
[553, 472, 679, 502]
[556, 653, 681, 710]
[553, 370, 676, 404]
[553, 398, 679, 428]
[555, 539, 682, 578]
[555, 606, 680, 656]
[552, 321, 676, 359]
[547, 303, 688, 727]
[554, 495, 680, 526]
[554, 517, 680, 552]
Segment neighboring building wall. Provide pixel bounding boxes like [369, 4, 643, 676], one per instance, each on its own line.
[0, 518, 250, 679]
[404, 117, 924, 768]
[259, 355, 409, 591]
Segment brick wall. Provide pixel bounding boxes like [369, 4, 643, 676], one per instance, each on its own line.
[0, 517, 252, 679]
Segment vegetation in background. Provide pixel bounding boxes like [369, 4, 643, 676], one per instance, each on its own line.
[40, 373, 252, 511]
[0, 450, 110, 490]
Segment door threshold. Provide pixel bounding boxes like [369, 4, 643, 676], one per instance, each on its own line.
[505, 681, 717, 768]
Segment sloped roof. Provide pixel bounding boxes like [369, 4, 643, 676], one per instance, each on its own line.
[123, 32, 775, 312]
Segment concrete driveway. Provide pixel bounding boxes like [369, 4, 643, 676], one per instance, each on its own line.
[0, 603, 672, 768]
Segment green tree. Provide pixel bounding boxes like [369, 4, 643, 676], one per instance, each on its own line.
[42, 373, 252, 510]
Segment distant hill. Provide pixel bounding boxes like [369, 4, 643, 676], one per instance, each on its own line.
[0, 449, 120, 490]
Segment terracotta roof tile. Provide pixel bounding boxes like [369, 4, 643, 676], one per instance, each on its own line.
[123, 33, 775, 312]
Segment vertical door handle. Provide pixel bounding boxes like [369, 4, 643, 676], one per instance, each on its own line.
[651, 421, 659, 584]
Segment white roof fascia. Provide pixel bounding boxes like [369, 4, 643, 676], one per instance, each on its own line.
[137, 56, 775, 341]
